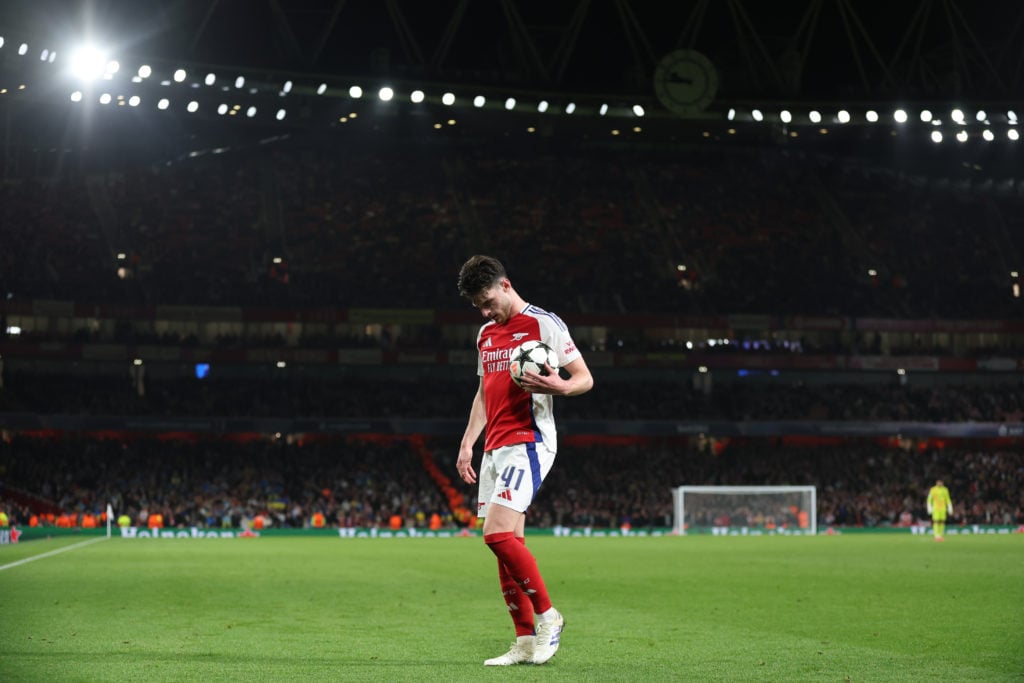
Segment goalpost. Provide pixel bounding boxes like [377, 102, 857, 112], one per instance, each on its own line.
[673, 485, 817, 536]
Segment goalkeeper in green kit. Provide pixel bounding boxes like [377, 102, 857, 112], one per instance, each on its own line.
[926, 479, 953, 542]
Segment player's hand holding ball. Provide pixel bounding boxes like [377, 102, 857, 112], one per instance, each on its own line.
[509, 340, 560, 393]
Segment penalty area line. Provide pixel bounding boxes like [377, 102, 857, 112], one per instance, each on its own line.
[0, 536, 109, 572]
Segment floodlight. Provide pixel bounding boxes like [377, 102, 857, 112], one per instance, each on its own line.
[472, 95, 485, 107]
[538, 100, 548, 113]
[565, 102, 576, 114]
[349, 85, 362, 98]
[99, 92, 112, 104]
[378, 87, 394, 101]
[128, 95, 140, 107]
[217, 104, 228, 115]
[235, 76, 245, 89]
[316, 83, 327, 95]
[976, 110, 987, 121]
[157, 98, 169, 110]
[982, 129, 994, 141]
[276, 108, 286, 120]
[751, 109, 763, 121]
[282, 80, 292, 93]
[173, 69, 186, 82]
[105, 60, 119, 75]
[1009, 110, 1018, 123]
[70, 91, 83, 102]
[505, 97, 516, 110]
[808, 110, 822, 123]
[930, 130, 942, 143]
[837, 109, 851, 123]
[441, 92, 455, 105]
[40, 49, 49, 61]
[866, 110, 879, 122]
[599, 103, 608, 116]
[1009, 129, 1020, 141]
[956, 130, 968, 143]
[893, 109, 908, 123]
[204, 73, 216, 86]
[138, 65, 151, 78]
[726, 108, 736, 120]
[18, 43, 28, 56]
[187, 101, 199, 113]
[920, 109, 932, 122]
[410, 90, 425, 103]
[633, 104, 645, 117]
[68, 46, 108, 81]
[951, 108, 965, 124]
[246, 106, 257, 118]
[780, 110, 792, 123]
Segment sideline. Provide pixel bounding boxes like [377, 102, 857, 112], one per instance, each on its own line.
[0, 536, 108, 572]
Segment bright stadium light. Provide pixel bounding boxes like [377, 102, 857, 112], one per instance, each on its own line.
[537, 100, 549, 113]
[378, 86, 394, 101]
[809, 110, 822, 123]
[217, 103, 228, 115]
[633, 104, 645, 117]
[349, 85, 363, 99]
[282, 80, 292, 93]
[1008, 110, 1018, 123]
[866, 110, 879, 122]
[276, 108, 286, 120]
[837, 109, 851, 123]
[68, 45, 108, 81]
[751, 109, 763, 121]
[187, 100, 199, 113]
[599, 103, 609, 116]
[982, 129, 994, 141]
[99, 92, 112, 104]
[70, 90, 83, 102]
[505, 97, 516, 110]
[930, 130, 942, 143]
[951, 108, 965, 124]
[441, 92, 455, 105]
[727, 108, 736, 121]
[1009, 129, 1020, 141]
[956, 130, 968, 143]
[18, 43, 28, 56]
[316, 82, 327, 95]
[976, 110, 987, 122]
[204, 73, 216, 86]
[138, 64, 151, 78]
[780, 110, 792, 123]
[157, 98, 169, 110]
[173, 69, 186, 82]
[920, 109, 933, 122]
[128, 95, 140, 107]
[246, 106, 257, 118]
[893, 109, 908, 123]
[473, 95, 486, 108]
[565, 102, 576, 114]
[410, 90, 425, 103]
[234, 76, 245, 89]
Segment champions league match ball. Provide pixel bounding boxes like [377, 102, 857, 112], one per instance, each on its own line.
[508, 340, 559, 389]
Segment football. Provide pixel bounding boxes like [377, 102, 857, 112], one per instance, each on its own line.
[508, 340, 559, 389]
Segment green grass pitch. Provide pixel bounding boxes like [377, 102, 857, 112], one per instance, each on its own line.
[1, 534, 1021, 682]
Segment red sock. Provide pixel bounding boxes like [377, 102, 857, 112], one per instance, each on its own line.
[498, 537, 536, 637]
[485, 531, 552, 615]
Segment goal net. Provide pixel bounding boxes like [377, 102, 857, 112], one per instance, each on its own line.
[673, 485, 817, 536]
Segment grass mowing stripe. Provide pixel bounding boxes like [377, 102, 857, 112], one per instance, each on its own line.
[0, 537, 108, 572]
[0, 535, 1020, 682]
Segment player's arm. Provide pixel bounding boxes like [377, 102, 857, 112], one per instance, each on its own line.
[457, 378, 486, 484]
[519, 355, 594, 397]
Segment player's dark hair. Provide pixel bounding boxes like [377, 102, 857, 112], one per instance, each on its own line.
[458, 255, 507, 298]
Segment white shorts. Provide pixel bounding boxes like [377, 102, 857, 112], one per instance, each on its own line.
[477, 442, 556, 518]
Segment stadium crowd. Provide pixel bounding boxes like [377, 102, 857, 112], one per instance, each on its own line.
[1, 435, 1021, 532]
[2, 137, 1022, 318]
[1, 372, 1022, 423]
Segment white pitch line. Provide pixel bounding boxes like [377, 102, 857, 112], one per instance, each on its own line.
[0, 536, 108, 572]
